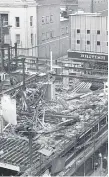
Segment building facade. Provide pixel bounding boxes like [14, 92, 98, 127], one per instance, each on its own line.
[36, 0, 69, 60]
[69, 13, 108, 54]
[68, 12, 108, 75]
[0, 0, 70, 67]
[0, 0, 38, 58]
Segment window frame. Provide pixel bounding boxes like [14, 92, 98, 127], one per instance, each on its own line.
[87, 40, 90, 45]
[87, 30, 90, 34]
[97, 30, 100, 34]
[30, 16, 33, 27]
[66, 26, 68, 34]
[77, 40, 80, 44]
[46, 16, 49, 24]
[50, 31, 54, 38]
[31, 33, 33, 45]
[97, 41, 100, 45]
[61, 28, 65, 35]
[42, 33, 45, 41]
[15, 17, 20, 27]
[16, 34, 20, 44]
[42, 16, 45, 25]
[77, 29, 80, 33]
[50, 15, 53, 23]
[46, 32, 49, 40]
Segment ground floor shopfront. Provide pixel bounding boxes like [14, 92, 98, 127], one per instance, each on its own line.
[68, 51, 108, 76]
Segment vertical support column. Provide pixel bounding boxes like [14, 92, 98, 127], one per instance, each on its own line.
[63, 65, 69, 90]
[22, 58, 25, 90]
[0, 14, 4, 70]
[36, 58, 38, 72]
[28, 131, 32, 175]
[91, 0, 94, 13]
[98, 123, 100, 132]
[106, 116, 108, 124]
[50, 51, 53, 72]
[8, 45, 10, 75]
[0, 115, 3, 134]
[15, 43, 17, 64]
[55, 59, 57, 74]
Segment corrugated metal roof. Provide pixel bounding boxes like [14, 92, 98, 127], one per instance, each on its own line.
[0, 135, 41, 172]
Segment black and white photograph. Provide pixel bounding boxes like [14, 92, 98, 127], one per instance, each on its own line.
[0, 0, 108, 176]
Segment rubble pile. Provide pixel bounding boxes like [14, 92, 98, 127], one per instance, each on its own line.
[0, 76, 108, 175]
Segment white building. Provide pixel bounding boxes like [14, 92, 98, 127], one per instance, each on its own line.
[69, 12, 108, 54]
[0, 0, 38, 57]
[68, 12, 108, 75]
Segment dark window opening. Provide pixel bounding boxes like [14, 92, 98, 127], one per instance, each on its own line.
[87, 41, 90, 45]
[15, 17, 20, 27]
[97, 30, 100, 34]
[87, 30, 90, 34]
[30, 16, 33, 26]
[97, 41, 100, 45]
[77, 40, 80, 44]
[77, 29, 80, 33]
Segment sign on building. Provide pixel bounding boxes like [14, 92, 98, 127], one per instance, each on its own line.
[68, 51, 108, 62]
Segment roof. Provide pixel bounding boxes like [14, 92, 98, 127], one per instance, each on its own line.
[0, 134, 41, 173]
[70, 11, 101, 16]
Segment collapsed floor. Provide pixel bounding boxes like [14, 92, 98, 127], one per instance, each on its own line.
[0, 75, 108, 176]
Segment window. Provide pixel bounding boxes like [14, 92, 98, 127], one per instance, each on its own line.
[31, 33, 33, 45]
[87, 30, 90, 34]
[50, 15, 53, 23]
[46, 32, 49, 39]
[97, 41, 100, 45]
[97, 30, 100, 34]
[15, 17, 20, 27]
[30, 16, 33, 26]
[42, 16, 45, 24]
[50, 31, 54, 38]
[16, 34, 20, 44]
[66, 27, 68, 34]
[2, 14, 8, 26]
[42, 33, 45, 41]
[77, 40, 80, 44]
[87, 41, 90, 45]
[107, 42, 108, 46]
[77, 29, 80, 33]
[61, 28, 65, 35]
[107, 31, 108, 35]
[46, 16, 49, 24]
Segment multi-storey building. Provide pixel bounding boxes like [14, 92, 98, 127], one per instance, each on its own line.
[0, 0, 38, 57]
[0, 0, 70, 68]
[36, 0, 69, 60]
[68, 12, 108, 75]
